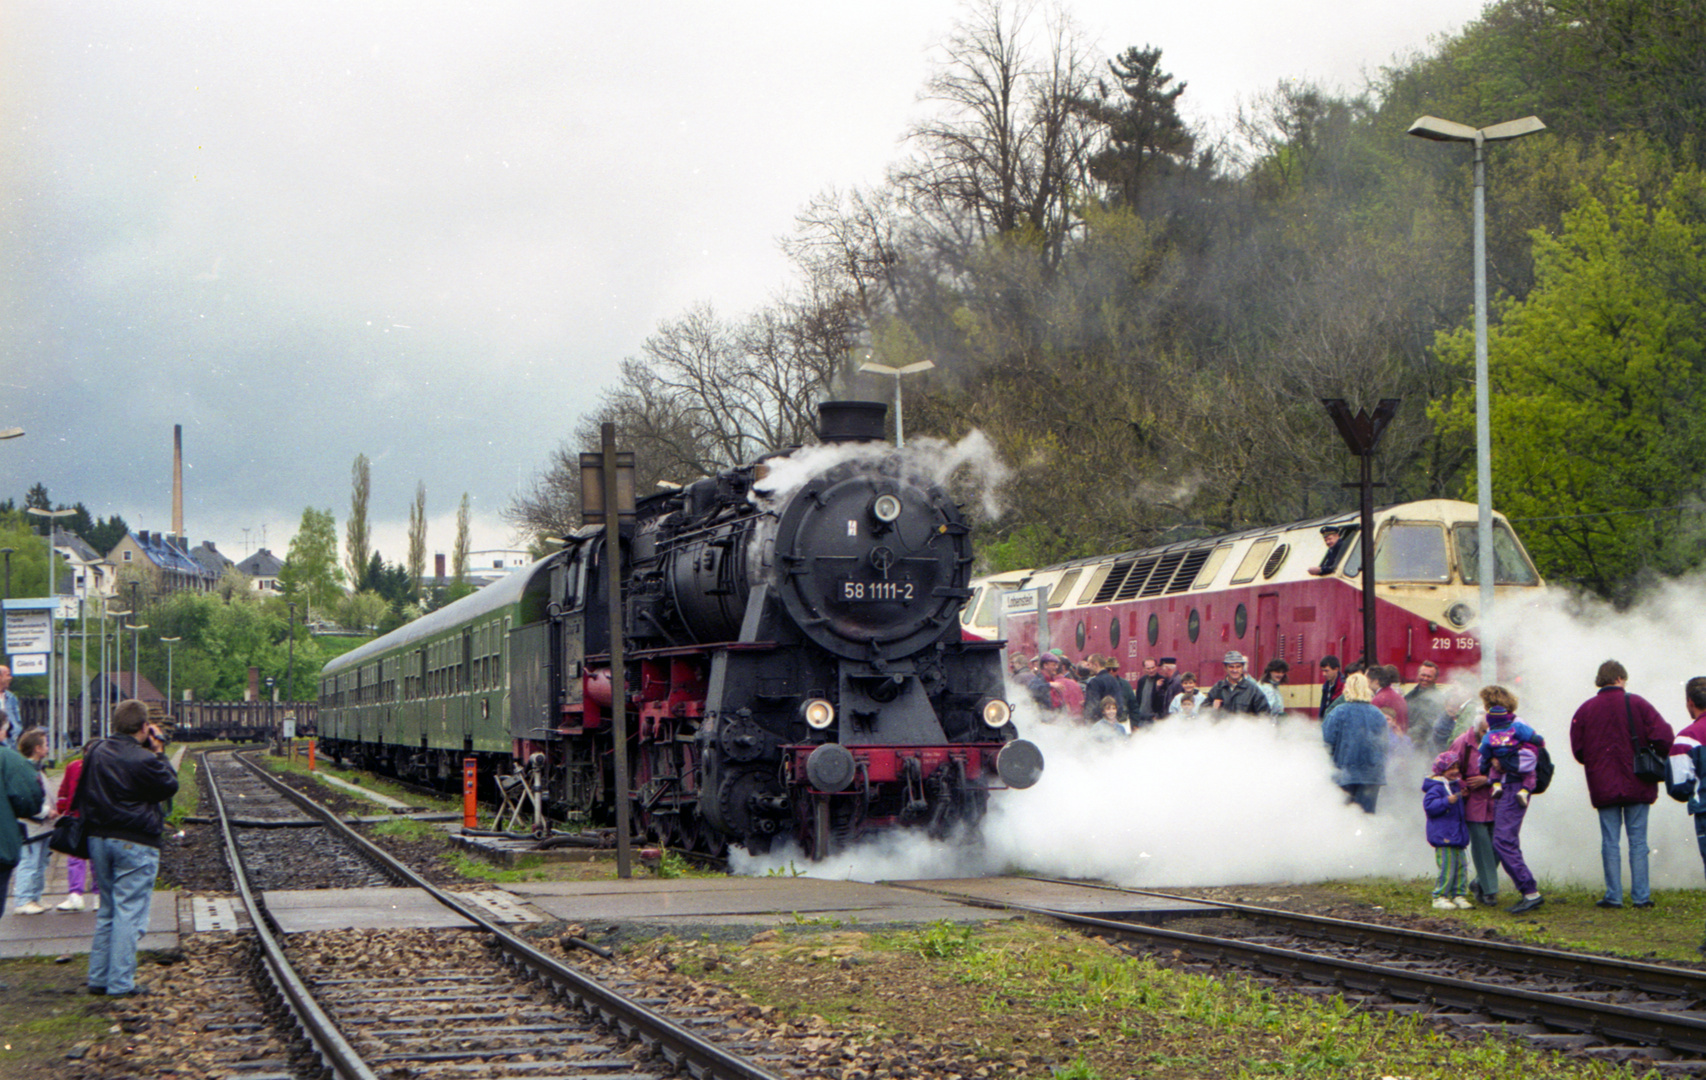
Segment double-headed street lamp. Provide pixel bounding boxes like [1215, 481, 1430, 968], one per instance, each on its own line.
[1407, 113, 1546, 686]
[129, 622, 148, 709]
[160, 636, 181, 726]
[105, 607, 131, 737]
[858, 358, 936, 448]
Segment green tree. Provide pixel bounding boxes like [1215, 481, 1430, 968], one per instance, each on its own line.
[346, 453, 371, 591]
[407, 482, 427, 601]
[279, 508, 343, 623]
[1429, 165, 1706, 597]
[1077, 45, 1196, 209]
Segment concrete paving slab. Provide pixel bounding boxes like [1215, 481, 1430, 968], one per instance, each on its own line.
[0, 891, 179, 959]
[893, 878, 1219, 920]
[505, 877, 1002, 928]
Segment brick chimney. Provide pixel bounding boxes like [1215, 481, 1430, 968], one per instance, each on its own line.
[173, 424, 184, 540]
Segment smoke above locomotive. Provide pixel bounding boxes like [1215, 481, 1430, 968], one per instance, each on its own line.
[316, 401, 1040, 860]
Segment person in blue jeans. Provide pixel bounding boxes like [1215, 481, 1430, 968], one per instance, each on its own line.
[1569, 660, 1674, 909]
[10, 727, 55, 914]
[81, 701, 178, 997]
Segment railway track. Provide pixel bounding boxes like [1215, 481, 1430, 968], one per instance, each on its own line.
[893, 877, 1706, 1072]
[175, 749, 787, 1080]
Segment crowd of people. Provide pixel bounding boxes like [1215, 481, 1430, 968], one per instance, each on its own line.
[1, 700, 179, 996]
[1011, 644, 1706, 937]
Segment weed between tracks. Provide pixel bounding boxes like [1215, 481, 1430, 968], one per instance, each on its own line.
[642, 917, 1650, 1079]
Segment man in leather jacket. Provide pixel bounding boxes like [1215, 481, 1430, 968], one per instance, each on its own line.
[82, 700, 179, 997]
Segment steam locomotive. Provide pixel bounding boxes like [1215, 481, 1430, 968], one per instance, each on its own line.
[317, 402, 1041, 857]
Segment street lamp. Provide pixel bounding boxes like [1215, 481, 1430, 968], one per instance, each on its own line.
[1, 547, 12, 661]
[26, 507, 76, 600]
[858, 358, 936, 447]
[160, 637, 181, 728]
[27, 508, 75, 752]
[106, 608, 130, 732]
[129, 623, 148, 710]
[1407, 113, 1546, 686]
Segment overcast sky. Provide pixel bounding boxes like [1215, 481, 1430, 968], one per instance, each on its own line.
[2, 0, 1487, 567]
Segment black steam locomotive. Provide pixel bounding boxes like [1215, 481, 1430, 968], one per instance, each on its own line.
[317, 402, 1041, 857]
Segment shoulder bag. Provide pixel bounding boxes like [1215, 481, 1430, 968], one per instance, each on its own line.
[47, 746, 91, 859]
[1627, 693, 1668, 784]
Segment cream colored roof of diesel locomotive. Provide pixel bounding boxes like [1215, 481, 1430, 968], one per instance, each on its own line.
[1011, 499, 1506, 612]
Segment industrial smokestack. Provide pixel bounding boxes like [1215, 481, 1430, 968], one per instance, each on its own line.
[173, 424, 184, 540]
[435, 553, 446, 580]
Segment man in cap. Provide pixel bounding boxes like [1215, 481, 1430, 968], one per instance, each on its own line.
[1307, 524, 1348, 576]
[1206, 651, 1272, 715]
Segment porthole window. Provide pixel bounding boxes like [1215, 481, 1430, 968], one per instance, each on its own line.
[1187, 609, 1201, 643]
[1235, 603, 1248, 638]
[1147, 614, 1159, 646]
[1109, 618, 1121, 649]
[1075, 621, 1086, 651]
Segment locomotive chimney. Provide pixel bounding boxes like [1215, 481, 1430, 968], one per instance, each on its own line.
[817, 400, 888, 444]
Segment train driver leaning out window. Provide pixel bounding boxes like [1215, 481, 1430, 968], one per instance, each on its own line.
[1307, 524, 1347, 576]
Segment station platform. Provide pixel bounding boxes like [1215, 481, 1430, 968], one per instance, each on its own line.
[2, 872, 1217, 958]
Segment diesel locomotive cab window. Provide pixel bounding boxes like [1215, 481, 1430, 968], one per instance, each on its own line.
[1231, 539, 1276, 584]
[1374, 523, 1451, 583]
[1453, 523, 1541, 585]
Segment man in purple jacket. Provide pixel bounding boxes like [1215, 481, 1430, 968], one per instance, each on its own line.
[1570, 660, 1675, 909]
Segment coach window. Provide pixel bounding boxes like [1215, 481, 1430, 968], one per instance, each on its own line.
[1187, 609, 1200, 643]
[1147, 613, 1159, 646]
[1230, 539, 1276, 584]
[1375, 523, 1451, 583]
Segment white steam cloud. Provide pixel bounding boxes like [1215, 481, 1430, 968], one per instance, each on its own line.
[733, 576, 1706, 895]
[752, 430, 1012, 521]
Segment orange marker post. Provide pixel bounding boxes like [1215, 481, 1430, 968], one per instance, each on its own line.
[308, 738, 316, 772]
[463, 758, 479, 829]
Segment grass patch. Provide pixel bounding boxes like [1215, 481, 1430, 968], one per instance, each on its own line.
[262, 752, 454, 812]
[690, 917, 1649, 1078]
[368, 817, 438, 842]
[446, 851, 548, 882]
[0, 955, 118, 1070]
[1320, 875, 1706, 963]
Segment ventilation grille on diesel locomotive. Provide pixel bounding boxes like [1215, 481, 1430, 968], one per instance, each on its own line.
[1092, 560, 1135, 605]
[1165, 548, 1213, 594]
[1140, 552, 1185, 597]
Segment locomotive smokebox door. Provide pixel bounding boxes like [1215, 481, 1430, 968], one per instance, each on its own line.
[837, 663, 946, 744]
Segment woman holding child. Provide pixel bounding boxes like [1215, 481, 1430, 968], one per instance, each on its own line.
[1475, 685, 1546, 914]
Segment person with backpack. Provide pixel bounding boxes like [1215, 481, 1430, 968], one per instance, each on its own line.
[1448, 716, 1500, 906]
[1475, 685, 1547, 914]
[1570, 660, 1674, 910]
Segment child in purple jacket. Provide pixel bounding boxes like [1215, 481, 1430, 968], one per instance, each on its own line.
[1424, 750, 1473, 910]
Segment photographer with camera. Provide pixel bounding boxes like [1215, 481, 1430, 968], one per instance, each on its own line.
[81, 701, 178, 997]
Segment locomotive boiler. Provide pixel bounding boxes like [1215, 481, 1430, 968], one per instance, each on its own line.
[317, 402, 1041, 858]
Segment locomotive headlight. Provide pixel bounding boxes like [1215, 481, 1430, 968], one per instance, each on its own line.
[871, 493, 903, 523]
[978, 696, 1012, 729]
[1446, 602, 1474, 628]
[802, 698, 837, 730]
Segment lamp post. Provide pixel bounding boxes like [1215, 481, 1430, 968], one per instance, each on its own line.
[160, 636, 181, 729]
[27, 507, 75, 751]
[1407, 113, 1546, 686]
[105, 607, 129, 735]
[858, 359, 936, 447]
[1, 546, 12, 661]
[286, 602, 296, 705]
[129, 622, 148, 712]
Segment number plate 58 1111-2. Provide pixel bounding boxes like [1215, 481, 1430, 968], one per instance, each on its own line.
[840, 579, 915, 602]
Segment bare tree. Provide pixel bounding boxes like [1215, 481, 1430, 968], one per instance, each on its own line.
[895, 0, 1099, 272]
[345, 453, 371, 590]
[406, 482, 426, 600]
